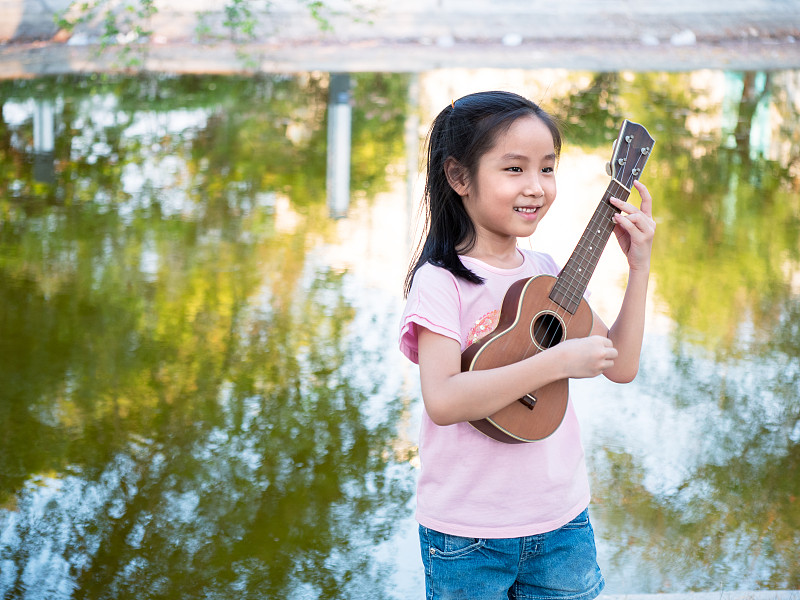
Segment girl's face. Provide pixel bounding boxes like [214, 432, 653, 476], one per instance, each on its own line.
[456, 115, 557, 247]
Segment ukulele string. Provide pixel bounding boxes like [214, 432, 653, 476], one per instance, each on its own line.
[529, 138, 649, 360]
[538, 185, 605, 350]
[531, 194, 609, 355]
[537, 178, 624, 350]
[553, 146, 642, 340]
[542, 147, 629, 345]
[622, 140, 649, 191]
[622, 152, 640, 189]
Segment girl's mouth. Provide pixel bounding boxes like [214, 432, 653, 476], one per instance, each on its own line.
[514, 207, 538, 214]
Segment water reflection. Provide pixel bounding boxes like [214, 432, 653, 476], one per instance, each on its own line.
[0, 72, 414, 598]
[1, 68, 799, 596]
[540, 69, 800, 590]
[586, 312, 800, 589]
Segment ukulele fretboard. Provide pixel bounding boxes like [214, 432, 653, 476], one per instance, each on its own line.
[549, 180, 631, 314]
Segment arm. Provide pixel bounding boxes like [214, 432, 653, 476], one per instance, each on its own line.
[418, 327, 618, 426]
[593, 180, 656, 383]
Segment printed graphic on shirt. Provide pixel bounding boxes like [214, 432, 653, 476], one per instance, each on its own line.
[466, 310, 500, 347]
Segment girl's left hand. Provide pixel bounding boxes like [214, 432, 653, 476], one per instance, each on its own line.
[610, 180, 656, 271]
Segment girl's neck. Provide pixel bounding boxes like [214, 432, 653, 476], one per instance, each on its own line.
[460, 240, 523, 269]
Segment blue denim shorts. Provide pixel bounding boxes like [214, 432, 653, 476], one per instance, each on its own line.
[419, 509, 604, 600]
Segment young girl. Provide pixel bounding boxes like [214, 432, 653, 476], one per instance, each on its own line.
[399, 91, 655, 599]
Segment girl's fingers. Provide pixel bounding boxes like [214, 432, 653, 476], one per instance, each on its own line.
[609, 196, 636, 214]
[610, 182, 654, 218]
[609, 183, 655, 267]
[613, 209, 645, 230]
[612, 212, 638, 234]
[633, 180, 653, 217]
[610, 194, 655, 236]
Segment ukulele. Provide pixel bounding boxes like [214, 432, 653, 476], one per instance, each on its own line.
[461, 119, 655, 443]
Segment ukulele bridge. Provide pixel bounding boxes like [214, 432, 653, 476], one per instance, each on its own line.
[519, 393, 537, 410]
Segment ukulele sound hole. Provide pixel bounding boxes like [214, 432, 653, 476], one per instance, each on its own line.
[530, 312, 565, 350]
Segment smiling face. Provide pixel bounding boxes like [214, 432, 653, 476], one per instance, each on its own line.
[447, 115, 558, 258]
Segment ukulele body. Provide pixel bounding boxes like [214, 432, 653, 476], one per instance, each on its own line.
[460, 274, 594, 443]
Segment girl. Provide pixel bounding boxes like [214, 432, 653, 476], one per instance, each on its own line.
[399, 91, 655, 599]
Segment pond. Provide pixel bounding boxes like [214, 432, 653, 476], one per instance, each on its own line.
[0, 68, 798, 598]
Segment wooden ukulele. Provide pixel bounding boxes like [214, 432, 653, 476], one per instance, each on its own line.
[461, 120, 655, 443]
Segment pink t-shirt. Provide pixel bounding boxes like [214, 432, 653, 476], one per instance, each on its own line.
[399, 248, 591, 538]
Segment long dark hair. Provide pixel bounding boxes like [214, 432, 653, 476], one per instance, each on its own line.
[403, 91, 562, 297]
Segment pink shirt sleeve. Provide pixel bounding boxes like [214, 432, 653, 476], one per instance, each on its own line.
[399, 264, 462, 364]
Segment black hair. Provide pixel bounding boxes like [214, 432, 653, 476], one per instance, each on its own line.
[403, 90, 562, 297]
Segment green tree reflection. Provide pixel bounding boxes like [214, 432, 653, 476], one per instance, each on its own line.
[552, 70, 800, 355]
[593, 301, 800, 589]
[553, 70, 800, 591]
[0, 72, 413, 598]
[636, 72, 798, 356]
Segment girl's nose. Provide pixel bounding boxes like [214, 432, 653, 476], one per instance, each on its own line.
[524, 176, 544, 198]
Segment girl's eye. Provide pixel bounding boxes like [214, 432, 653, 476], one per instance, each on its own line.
[506, 166, 522, 172]
[542, 166, 554, 174]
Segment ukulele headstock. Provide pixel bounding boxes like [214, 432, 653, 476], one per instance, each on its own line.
[604, 120, 656, 189]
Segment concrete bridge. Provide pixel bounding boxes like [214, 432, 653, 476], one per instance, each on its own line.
[1, 0, 799, 75]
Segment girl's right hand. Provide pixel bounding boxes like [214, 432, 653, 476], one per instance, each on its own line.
[555, 335, 618, 379]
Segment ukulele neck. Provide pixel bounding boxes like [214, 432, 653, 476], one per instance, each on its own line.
[549, 179, 631, 314]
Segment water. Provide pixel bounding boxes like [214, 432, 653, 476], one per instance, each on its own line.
[0, 69, 798, 598]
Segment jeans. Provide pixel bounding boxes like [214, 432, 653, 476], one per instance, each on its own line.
[419, 509, 604, 600]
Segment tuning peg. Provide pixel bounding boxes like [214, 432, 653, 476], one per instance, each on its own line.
[605, 161, 613, 176]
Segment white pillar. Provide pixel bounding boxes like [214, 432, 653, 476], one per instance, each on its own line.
[326, 73, 352, 219]
[33, 98, 55, 184]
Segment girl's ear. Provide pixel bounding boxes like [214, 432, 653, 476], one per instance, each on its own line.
[444, 157, 469, 196]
